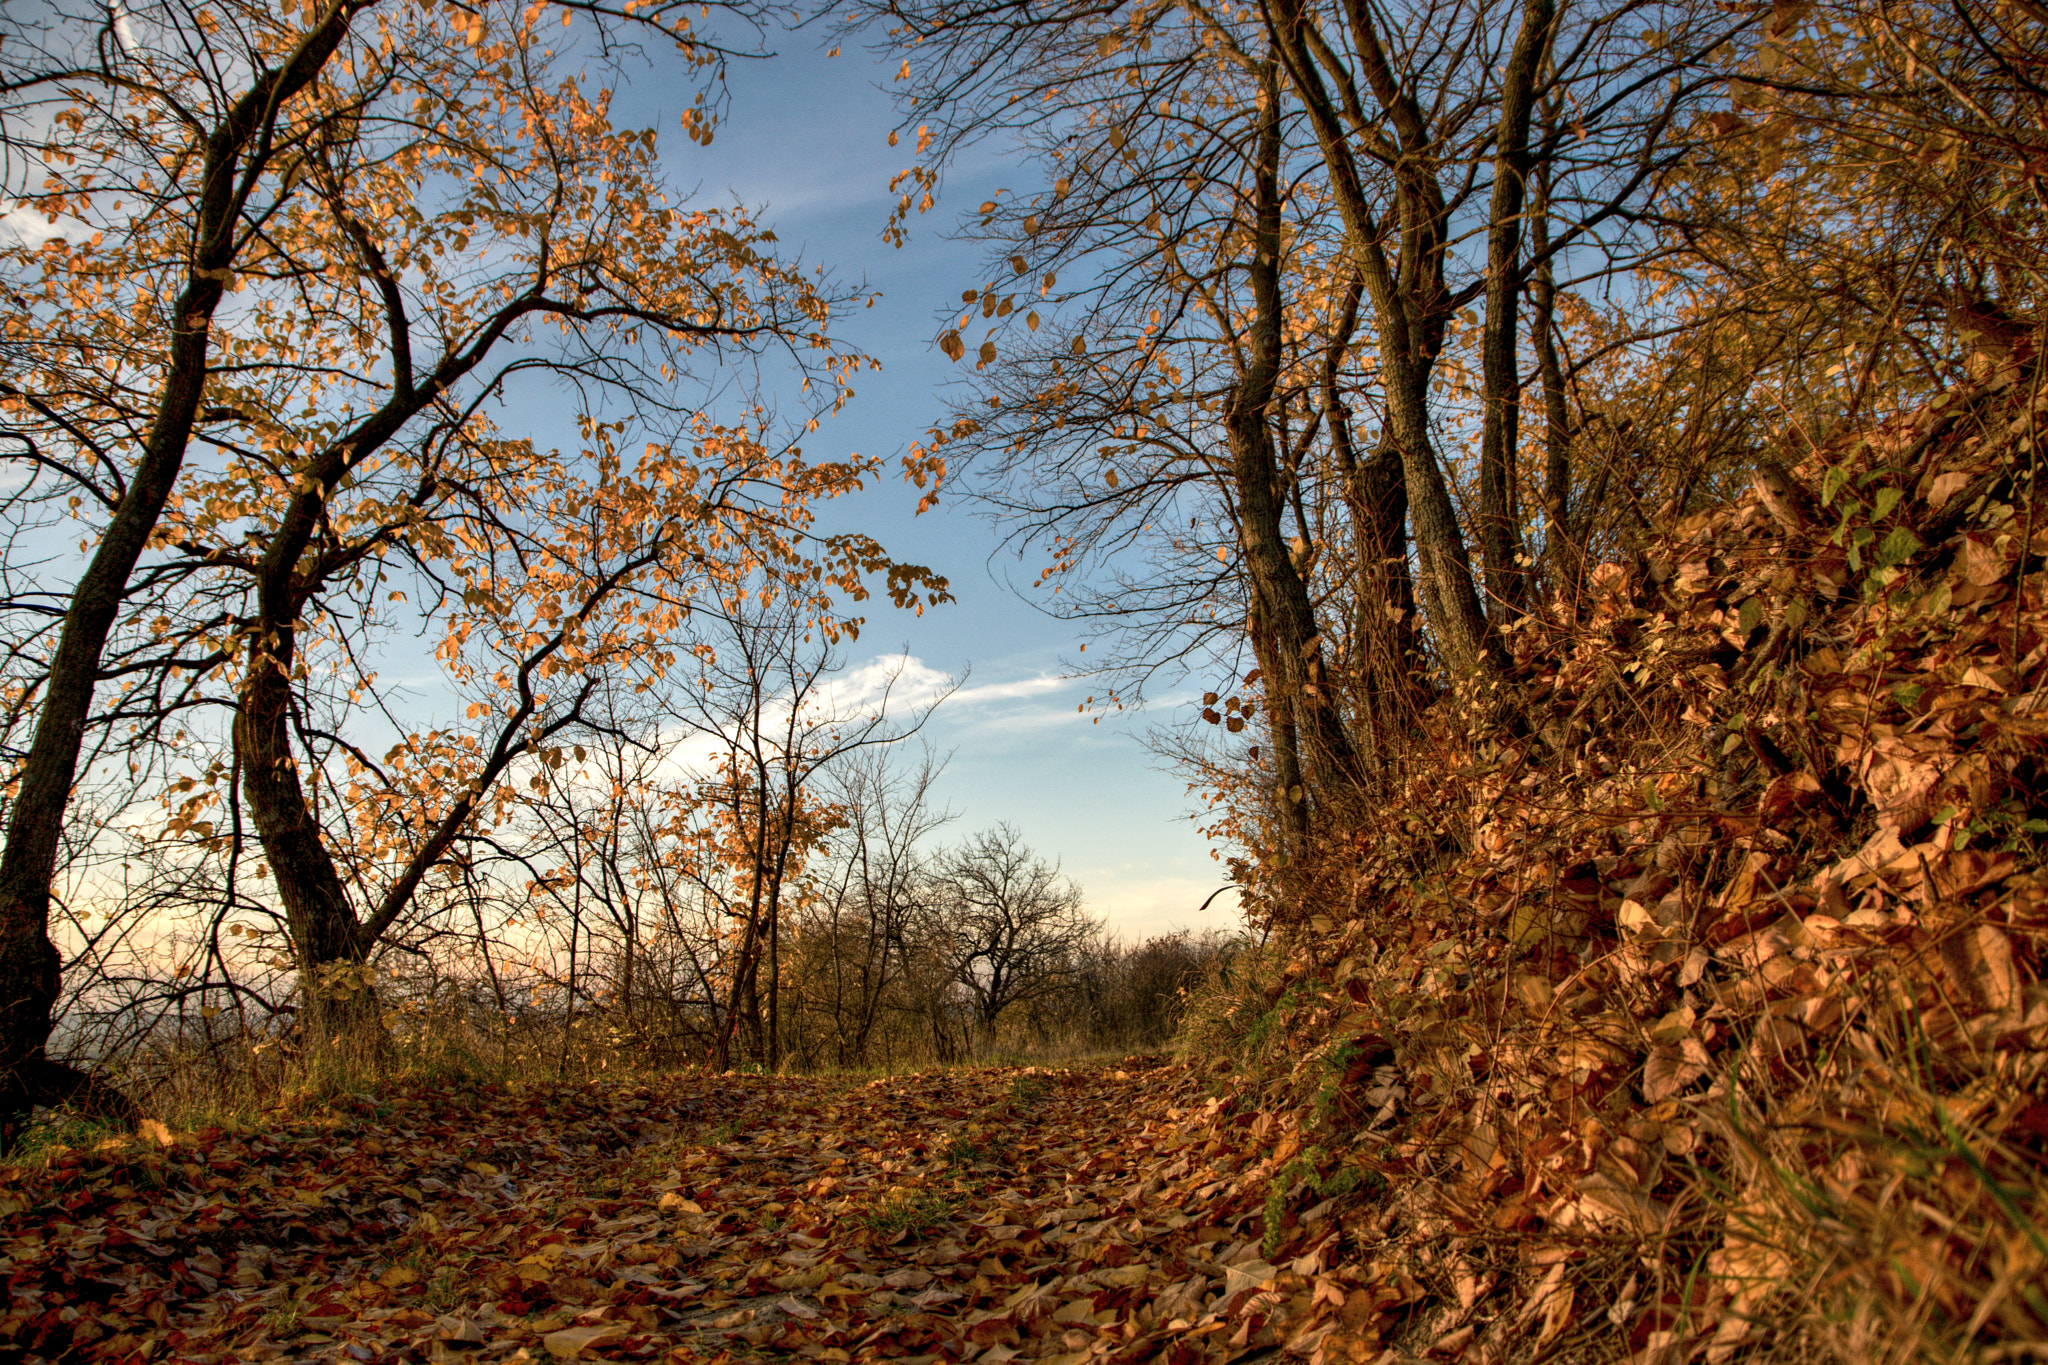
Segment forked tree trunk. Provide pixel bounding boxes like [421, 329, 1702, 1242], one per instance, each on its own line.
[1266, 0, 1506, 687]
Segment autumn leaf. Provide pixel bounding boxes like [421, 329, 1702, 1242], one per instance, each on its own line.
[543, 1324, 621, 1358]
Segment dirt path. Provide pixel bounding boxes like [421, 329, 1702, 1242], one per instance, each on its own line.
[1, 1059, 1403, 1364]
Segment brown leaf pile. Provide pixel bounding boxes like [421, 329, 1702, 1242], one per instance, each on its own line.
[1221, 370, 2048, 1361]
[2, 1060, 1444, 1365]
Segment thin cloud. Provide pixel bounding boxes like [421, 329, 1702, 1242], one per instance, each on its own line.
[950, 674, 1067, 706]
[0, 202, 82, 248]
[831, 653, 1070, 715]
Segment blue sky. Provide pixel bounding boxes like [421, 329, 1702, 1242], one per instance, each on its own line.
[0, 12, 1241, 943]
[582, 27, 1241, 941]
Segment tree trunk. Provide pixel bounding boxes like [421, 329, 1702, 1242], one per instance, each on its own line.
[1475, 0, 1555, 625]
[767, 885, 781, 1072]
[1530, 142, 1584, 615]
[1247, 608, 1310, 851]
[1343, 441, 1424, 772]
[235, 646, 384, 1055]
[1322, 271, 1425, 777]
[709, 867, 766, 1070]
[1266, 0, 1506, 686]
[0, 3, 367, 1147]
[1227, 67, 1365, 824]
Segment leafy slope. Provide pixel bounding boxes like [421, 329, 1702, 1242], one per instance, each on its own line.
[2, 1061, 1407, 1364]
[1198, 366, 2048, 1363]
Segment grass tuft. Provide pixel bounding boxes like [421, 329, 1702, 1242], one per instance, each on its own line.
[850, 1187, 958, 1239]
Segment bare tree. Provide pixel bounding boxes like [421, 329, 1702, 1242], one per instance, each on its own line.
[927, 825, 1100, 1052]
[798, 746, 955, 1067]
[664, 591, 951, 1071]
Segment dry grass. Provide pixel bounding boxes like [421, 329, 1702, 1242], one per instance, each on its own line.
[20, 984, 1178, 1164]
[1695, 963, 2048, 1364]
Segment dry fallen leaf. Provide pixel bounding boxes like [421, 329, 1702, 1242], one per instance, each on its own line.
[540, 1324, 619, 1359]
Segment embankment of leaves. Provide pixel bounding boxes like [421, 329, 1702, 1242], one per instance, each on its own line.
[1202, 364, 2048, 1363]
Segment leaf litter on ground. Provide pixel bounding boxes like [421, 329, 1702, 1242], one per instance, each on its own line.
[2, 1059, 1405, 1364]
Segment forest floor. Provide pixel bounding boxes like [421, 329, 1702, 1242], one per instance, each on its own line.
[1, 1057, 1393, 1365]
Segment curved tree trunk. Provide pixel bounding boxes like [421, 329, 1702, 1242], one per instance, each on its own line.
[1227, 67, 1365, 832]
[0, 2, 367, 1149]
[234, 648, 384, 1054]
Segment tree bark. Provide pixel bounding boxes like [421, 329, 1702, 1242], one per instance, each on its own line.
[1322, 270, 1424, 777]
[1226, 68, 1365, 826]
[1248, 607, 1310, 851]
[1530, 154, 1584, 614]
[234, 636, 383, 1053]
[1476, 0, 1556, 625]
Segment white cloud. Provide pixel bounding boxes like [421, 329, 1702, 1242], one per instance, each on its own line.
[824, 652, 956, 714]
[950, 674, 1067, 706]
[828, 653, 1071, 717]
[0, 202, 83, 248]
